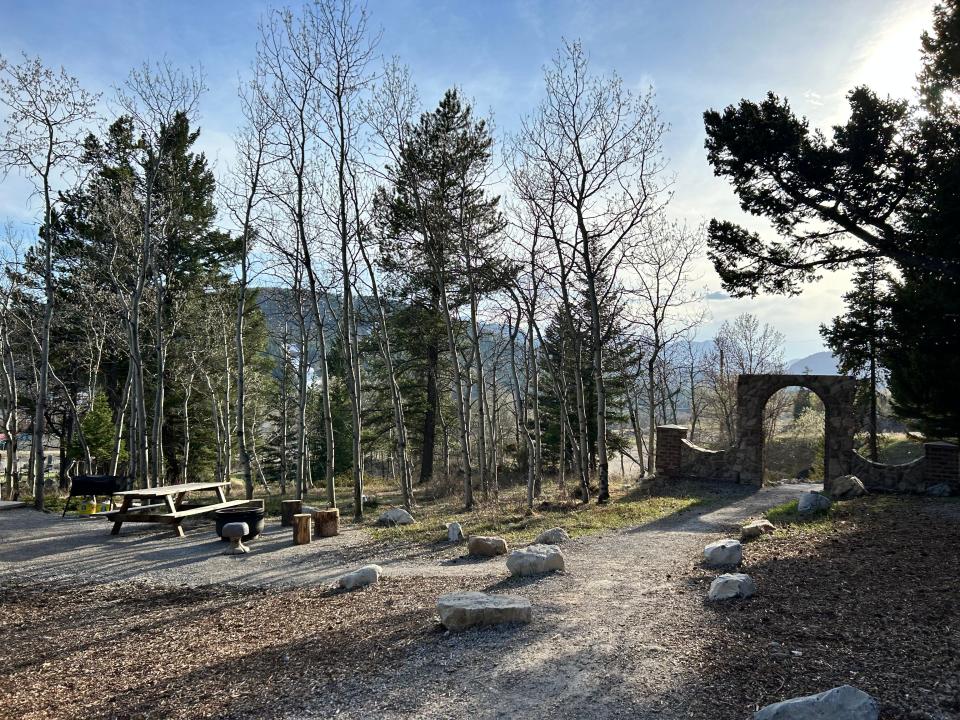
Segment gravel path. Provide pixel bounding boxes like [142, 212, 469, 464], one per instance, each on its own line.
[0, 483, 814, 719]
[282, 482, 813, 720]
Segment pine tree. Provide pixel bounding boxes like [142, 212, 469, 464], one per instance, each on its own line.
[820, 259, 892, 459]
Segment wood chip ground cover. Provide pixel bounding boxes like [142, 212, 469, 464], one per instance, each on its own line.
[683, 497, 960, 719]
[0, 576, 477, 719]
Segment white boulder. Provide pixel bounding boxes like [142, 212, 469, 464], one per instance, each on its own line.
[708, 573, 756, 601]
[337, 564, 383, 590]
[467, 535, 508, 557]
[445, 521, 465, 542]
[376, 507, 415, 527]
[437, 591, 532, 631]
[703, 538, 743, 567]
[830, 475, 867, 500]
[506, 544, 565, 576]
[741, 519, 776, 540]
[797, 491, 832, 514]
[534, 527, 570, 544]
[754, 684, 879, 720]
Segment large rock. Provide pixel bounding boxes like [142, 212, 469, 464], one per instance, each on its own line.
[754, 684, 879, 720]
[927, 482, 951, 497]
[830, 475, 867, 500]
[703, 538, 742, 567]
[467, 535, 508, 557]
[437, 591, 532, 631]
[445, 521, 465, 542]
[708, 573, 756, 601]
[534, 527, 570, 544]
[337, 564, 383, 590]
[376, 507, 415, 527]
[797, 491, 832, 514]
[506, 544, 565, 576]
[741, 519, 775, 540]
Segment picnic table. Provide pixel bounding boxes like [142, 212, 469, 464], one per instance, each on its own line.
[107, 482, 247, 538]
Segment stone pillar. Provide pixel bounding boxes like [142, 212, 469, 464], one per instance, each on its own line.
[655, 425, 688, 478]
[924, 442, 959, 493]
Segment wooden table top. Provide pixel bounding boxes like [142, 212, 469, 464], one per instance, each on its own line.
[114, 482, 229, 497]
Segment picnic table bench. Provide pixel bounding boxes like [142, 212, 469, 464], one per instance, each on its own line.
[107, 482, 247, 538]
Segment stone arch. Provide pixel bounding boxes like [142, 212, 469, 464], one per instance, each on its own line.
[734, 374, 860, 492]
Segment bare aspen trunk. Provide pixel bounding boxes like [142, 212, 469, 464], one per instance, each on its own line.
[581, 232, 610, 503]
[1, 324, 19, 500]
[419, 311, 440, 485]
[279, 324, 290, 495]
[627, 396, 646, 475]
[527, 316, 542, 497]
[357, 236, 414, 509]
[150, 281, 165, 486]
[182, 377, 193, 482]
[508, 316, 535, 510]
[236, 261, 252, 499]
[646, 358, 657, 475]
[296, 314, 308, 501]
[31, 181, 54, 509]
[461, 231, 488, 498]
[217, 311, 232, 487]
[439, 405, 450, 483]
[317, 322, 336, 508]
[438, 275, 473, 509]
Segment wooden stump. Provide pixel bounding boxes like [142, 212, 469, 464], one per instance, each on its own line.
[292, 513, 312, 545]
[313, 508, 340, 538]
[281, 499, 303, 527]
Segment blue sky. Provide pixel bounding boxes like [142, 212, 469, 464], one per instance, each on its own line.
[0, 0, 937, 358]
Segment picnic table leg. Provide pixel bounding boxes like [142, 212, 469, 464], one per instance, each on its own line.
[172, 521, 185, 538]
[111, 496, 132, 535]
[215, 486, 227, 504]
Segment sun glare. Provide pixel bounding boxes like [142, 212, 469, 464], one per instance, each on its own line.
[850, 1, 935, 97]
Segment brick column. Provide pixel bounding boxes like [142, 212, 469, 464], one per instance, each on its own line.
[924, 441, 959, 493]
[655, 425, 688, 478]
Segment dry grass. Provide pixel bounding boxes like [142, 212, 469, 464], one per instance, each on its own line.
[368, 479, 708, 545]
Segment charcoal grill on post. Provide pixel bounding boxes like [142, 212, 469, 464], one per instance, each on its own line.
[62, 475, 133, 517]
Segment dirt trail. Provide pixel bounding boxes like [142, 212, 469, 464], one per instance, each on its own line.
[285, 482, 811, 720]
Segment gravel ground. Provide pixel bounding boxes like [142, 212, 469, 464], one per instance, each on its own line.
[1, 482, 812, 719]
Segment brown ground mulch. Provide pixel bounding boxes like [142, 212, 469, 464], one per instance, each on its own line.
[0, 575, 478, 720]
[684, 496, 960, 719]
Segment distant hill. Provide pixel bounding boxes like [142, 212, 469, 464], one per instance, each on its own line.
[787, 351, 838, 375]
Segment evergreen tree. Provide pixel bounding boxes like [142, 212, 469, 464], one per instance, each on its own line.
[820, 259, 892, 459]
[703, 1, 960, 436]
[376, 88, 514, 494]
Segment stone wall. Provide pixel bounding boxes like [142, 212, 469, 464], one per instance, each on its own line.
[851, 442, 959, 495]
[679, 439, 738, 482]
[924, 442, 960, 492]
[656, 418, 959, 496]
[850, 452, 926, 493]
[654, 425, 738, 481]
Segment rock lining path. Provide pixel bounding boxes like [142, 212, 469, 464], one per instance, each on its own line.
[1, 482, 814, 719]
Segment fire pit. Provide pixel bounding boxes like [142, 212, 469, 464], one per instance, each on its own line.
[214, 505, 265, 541]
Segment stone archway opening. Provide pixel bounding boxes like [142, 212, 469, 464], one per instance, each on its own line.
[761, 386, 827, 483]
[734, 374, 859, 493]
